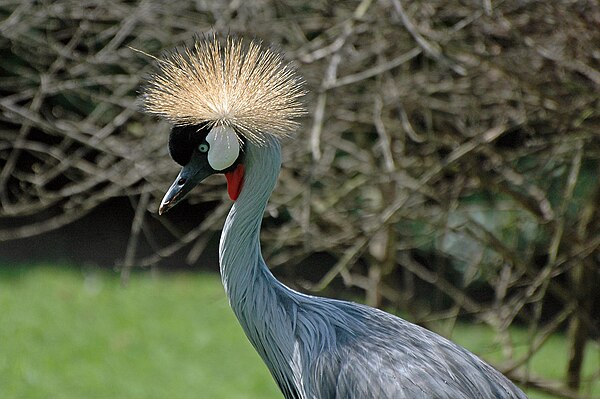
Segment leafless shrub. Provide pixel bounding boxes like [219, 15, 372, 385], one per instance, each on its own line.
[1, 1, 599, 396]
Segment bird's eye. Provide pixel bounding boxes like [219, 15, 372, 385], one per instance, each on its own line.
[198, 143, 209, 153]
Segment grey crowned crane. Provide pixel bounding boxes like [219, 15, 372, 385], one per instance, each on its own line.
[141, 36, 528, 399]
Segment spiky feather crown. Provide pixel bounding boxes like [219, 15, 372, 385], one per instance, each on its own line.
[142, 36, 306, 145]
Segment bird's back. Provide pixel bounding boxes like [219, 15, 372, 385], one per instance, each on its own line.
[282, 296, 527, 399]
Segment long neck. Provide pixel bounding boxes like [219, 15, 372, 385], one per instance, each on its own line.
[219, 137, 282, 301]
[218, 138, 305, 395]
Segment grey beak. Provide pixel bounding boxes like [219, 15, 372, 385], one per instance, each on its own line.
[159, 157, 214, 215]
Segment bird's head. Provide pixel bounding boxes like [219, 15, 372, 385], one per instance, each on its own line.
[158, 123, 245, 214]
[140, 35, 305, 214]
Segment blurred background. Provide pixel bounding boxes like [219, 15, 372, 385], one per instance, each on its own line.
[1, 1, 599, 398]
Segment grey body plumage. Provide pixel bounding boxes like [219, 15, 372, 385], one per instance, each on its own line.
[144, 36, 528, 398]
[219, 138, 527, 399]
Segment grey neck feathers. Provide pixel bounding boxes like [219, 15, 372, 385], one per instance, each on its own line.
[219, 137, 283, 300]
[218, 137, 303, 393]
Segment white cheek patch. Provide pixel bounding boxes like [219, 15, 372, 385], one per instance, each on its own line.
[205, 125, 240, 171]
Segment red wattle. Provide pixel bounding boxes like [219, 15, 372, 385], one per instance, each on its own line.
[225, 164, 244, 201]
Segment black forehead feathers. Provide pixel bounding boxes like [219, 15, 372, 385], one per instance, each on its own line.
[168, 124, 211, 166]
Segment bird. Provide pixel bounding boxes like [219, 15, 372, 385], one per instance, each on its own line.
[141, 35, 528, 399]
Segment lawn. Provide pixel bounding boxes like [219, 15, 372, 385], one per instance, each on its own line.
[0, 265, 598, 398]
[0, 265, 279, 399]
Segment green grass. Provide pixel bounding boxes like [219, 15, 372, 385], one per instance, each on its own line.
[0, 265, 598, 398]
[451, 324, 600, 399]
[0, 265, 279, 399]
